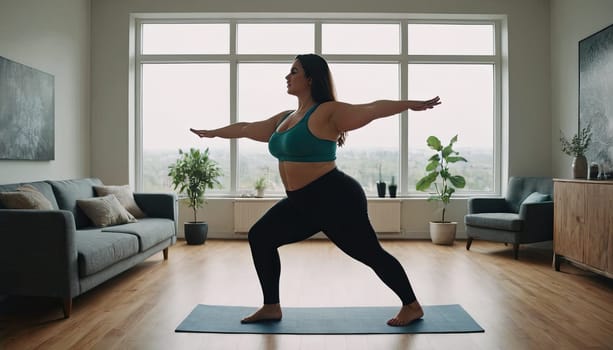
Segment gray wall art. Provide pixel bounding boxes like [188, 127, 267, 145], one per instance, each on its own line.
[0, 56, 55, 160]
[579, 23, 613, 173]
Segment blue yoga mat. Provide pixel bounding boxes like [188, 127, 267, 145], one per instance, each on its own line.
[175, 304, 484, 334]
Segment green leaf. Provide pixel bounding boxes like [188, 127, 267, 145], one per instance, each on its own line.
[447, 156, 468, 163]
[442, 145, 453, 158]
[425, 160, 439, 171]
[416, 172, 438, 191]
[450, 175, 466, 188]
[426, 136, 442, 151]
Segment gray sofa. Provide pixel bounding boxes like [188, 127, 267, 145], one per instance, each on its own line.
[0, 178, 177, 318]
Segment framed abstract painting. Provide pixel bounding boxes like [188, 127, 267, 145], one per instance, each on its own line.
[579, 23, 613, 177]
[0, 56, 55, 160]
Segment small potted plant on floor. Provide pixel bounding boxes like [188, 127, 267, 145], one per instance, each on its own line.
[168, 148, 222, 245]
[416, 135, 467, 245]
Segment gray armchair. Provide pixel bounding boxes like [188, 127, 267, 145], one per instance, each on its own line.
[464, 177, 553, 259]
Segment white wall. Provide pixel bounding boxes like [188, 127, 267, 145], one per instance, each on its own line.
[90, 0, 553, 238]
[0, 0, 91, 183]
[550, 0, 613, 178]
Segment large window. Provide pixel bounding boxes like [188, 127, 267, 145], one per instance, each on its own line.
[136, 16, 501, 196]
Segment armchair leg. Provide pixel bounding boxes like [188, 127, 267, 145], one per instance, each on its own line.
[466, 237, 473, 251]
[512, 243, 519, 260]
[163, 247, 169, 260]
[62, 297, 72, 318]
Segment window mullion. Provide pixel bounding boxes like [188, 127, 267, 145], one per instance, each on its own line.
[135, 19, 144, 192]
[230, 19, 238, 192]
[315, 21, 322, 54]
[400, 20, 409, 195]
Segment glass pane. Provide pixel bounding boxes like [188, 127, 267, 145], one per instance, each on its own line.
[142, 63, 230, 193]
[322, 23, 400, 54]
[330, 63, 400, 195]
[408, 24, 494, 55]
[407, 64, 494, 193]
[237, 63, 296, 195]
[237, 24, 314, 54]
[141, 23, 229, 54]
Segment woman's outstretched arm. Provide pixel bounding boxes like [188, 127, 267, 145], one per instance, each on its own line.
[190, 110, 291, 142]
[331, 97, 441, 132]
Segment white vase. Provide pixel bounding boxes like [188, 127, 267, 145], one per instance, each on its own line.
[429, 221, 457, 245]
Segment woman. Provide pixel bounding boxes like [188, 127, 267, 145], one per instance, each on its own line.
[190, 53, 441, 326]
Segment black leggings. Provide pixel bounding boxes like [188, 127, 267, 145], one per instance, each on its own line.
[248, 168, 417, 305]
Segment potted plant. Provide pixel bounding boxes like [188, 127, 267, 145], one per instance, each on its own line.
[254, 176, 267, 198]
[168, 148, 222, 245]
[388, 176, 397, 198]
[376, 164, 386, 198]
[560, 125, 592, 179]
[416, 135, 467, 245]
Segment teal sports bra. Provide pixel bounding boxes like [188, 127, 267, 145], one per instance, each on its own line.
[268, 104, 337, 162]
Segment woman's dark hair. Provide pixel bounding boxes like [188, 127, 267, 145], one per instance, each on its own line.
[295, 54, 346, 147]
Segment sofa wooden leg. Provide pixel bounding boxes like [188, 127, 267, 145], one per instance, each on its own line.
[163, 247, 168, 260]
[466, 237, 473, 250]
[513, 243, 519, 260]
[62, 297, 72, 318]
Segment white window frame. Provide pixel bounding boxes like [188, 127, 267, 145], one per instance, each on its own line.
[132, 13, 505, 197]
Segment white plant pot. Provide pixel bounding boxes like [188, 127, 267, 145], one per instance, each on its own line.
[256, 188, 265, 198]
[429, 221, 457, 245]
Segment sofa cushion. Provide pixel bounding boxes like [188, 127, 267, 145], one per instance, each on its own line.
[505, 177, 553, 213]
[0, 185, 54, 210]
[522, 192, 551, 205]
[103, 218, 175, 251]
[77, 195, 138, 227]
[94, 185, 146, 218]
[464, 212, 523, 231]
[75, 229, 140, 277]
[0, 181, 59, 209]
[48, 178, 104, 229]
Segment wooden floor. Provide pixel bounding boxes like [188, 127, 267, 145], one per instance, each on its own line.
[1, 239, 612, 350]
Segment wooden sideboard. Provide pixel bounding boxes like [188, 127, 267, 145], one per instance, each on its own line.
[553, 179, 613, 278]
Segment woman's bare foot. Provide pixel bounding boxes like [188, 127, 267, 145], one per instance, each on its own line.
[387, 301, 424, 326]
[240, 304, 283, 323]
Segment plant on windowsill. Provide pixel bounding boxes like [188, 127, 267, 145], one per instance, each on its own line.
[388, 176, 397, 198]
[416, 135, 467, 245]
[168, 147, 222, 245]
[254, 176, 267, 198]
[559, 124, 592, 179]
[376, 163, 386, 198]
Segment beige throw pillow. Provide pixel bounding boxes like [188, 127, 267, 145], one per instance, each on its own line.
[94, 185, 146, 218]
[0, 185, 54, 210]
[77, 194, 138, 228]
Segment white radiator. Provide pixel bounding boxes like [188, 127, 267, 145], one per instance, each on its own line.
[367, 199, 402, 234]
[233, 199, 278, 233]
[233, 198, 401, 234]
